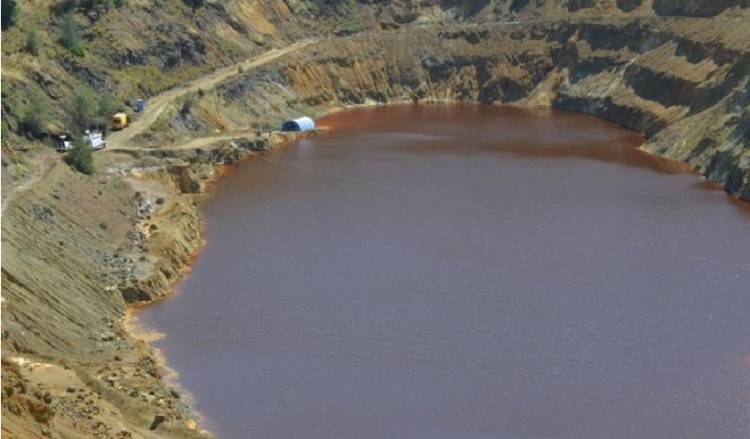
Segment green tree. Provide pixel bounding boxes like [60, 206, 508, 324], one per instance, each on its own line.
[69, 88, 98, 133]
[58, 13, 82, 52]
[96, 92, 117, 127]
[64, 135, 94, 175]
[20, 92, 48, 138]
[182, 0, 204, 12]
[26, 29, 41, 56]
[1, 0, 18, 30]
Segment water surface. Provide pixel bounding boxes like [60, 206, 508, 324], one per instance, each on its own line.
[138, 105, 750, 439]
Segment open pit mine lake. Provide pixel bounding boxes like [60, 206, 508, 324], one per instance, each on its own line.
[136, 104, 750, 439]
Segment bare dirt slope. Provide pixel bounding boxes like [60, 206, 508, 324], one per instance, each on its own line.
[1, 158, 207, 438]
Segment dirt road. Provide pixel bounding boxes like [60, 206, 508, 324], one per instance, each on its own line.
[1, 153, 58, 214]
[106, 39, 316, 149]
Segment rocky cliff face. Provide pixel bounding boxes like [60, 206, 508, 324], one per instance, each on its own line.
[164, 12, 749, 199]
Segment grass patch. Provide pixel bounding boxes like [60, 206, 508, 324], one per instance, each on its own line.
[331, 0, 362, 35]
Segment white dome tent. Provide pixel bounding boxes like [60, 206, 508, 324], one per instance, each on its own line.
[280, 116, 316, 132]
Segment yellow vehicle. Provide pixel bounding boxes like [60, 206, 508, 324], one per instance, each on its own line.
[111, 113, 129, 130]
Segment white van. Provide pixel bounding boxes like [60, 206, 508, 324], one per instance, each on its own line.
[84, 130, 106, 150]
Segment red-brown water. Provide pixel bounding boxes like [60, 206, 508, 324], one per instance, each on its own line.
[137, 105, 750, 439]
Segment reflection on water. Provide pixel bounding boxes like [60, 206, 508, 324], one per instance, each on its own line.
[138, 104, 750, 439]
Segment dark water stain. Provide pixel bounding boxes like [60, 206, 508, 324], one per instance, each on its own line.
[137, 104, 750, 439]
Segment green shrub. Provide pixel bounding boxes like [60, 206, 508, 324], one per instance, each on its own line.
[70, 41, 86, 57]
[335, 18, 361, 34]
[332, 0, 361, 34]
[26, 29, 41, 56]
[64, 136, 95, 175]
[252, 34, 266, 46]
[180, 96, 193, 116]
[182, 0, 204, 12]
[21, 93, 48, 138]
[58, 13, 82, 51]
[69, 88, 98, 133]
[97, 92, 117, 127]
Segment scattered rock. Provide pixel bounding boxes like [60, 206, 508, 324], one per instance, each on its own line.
[100, 331, 117, 342]
[149, 413, 166, 430]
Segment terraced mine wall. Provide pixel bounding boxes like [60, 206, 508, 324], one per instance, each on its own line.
[2, 2, 748, 437]
[169, 17, 749, 199]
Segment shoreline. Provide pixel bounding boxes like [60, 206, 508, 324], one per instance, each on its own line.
[118, 131, 312, 435]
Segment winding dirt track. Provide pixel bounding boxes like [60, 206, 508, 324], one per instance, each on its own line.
[106, 39, 316, 150]
[2, 40, 315, 211]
